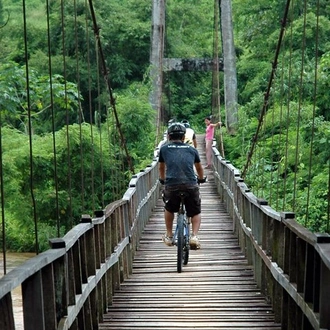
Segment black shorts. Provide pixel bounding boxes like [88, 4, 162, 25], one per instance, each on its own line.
[163, 185, 201, 217]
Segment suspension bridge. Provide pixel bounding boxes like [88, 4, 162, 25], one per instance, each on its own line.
[1, 0, 330, 329]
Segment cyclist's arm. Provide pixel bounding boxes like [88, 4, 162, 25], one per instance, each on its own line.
[194, 162, 204, 181]
[159, 162, 166, 181]
[193, 134, 197, 148]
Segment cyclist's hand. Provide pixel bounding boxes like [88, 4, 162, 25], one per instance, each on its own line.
[159, 178, 165, 185]
[197, 176, 207, 184]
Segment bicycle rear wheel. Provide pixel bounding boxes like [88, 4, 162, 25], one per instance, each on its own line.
[176, 214, 184, 273]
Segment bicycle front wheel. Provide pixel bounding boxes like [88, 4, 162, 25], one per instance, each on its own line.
[176, 214, 184, 273]
[183, 221, 189, 265]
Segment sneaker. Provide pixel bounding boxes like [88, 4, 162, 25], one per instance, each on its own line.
[162, 234, 173, 246]
[190, 235, 201, 250]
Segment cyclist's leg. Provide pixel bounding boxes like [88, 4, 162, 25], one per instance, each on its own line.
[185, 187, 201, 234]
[164, 209, 174, 237]
[186, 187, 202, 249]
[191, 213, 201, 236]
[190, 213, 201, 249]
[162, 188, 180, 246]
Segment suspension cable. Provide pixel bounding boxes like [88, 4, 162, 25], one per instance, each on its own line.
[304, 0, 320, 226]
[22, 0, 39, 254]
[85, 0, 96, 211]
[328, 160, 330, 232]
[87, 0, 134, 174]
[282, 0, 295, 211]
[241, 0, 292, 178]
[46, 0, 60, 237]
[60, 0, 74, 227]
[292, 0, 308, 212]
[275, 51, 286, 210]
[213, 0, 224, 158]
[73, 0, 86, 212]
[95, 44, 105, 209]
[0, 111, 7, 274]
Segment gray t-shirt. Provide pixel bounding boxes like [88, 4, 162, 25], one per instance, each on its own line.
[159, 141, 200, 186]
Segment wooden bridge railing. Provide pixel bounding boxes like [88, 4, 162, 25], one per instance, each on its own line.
[0, 155, 160, 330]
[212, 141, 330, 330]
[1, 138, 330, 330]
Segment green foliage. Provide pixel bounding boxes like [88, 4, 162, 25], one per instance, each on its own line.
[166, 0, 214, 57]
[224, 100, 330, 233]
[1, 0, 329, 248]
[164, 71, 213, 130]
[99, 0, 152, 87]
[114, 82, 156, 169]
[0, 122, 130, 251]
[315, 52, 330, 120]
[0, 62, 81, 134]
[161, 0, 217, 124]
[222, 0, 330, 233]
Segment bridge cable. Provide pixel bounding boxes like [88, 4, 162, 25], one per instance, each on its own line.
[59, 0, 74, 230]
[292, 0, 308, 212]
[328, 161, 330, 232]
[275, 51, 287, 211]
[22, 0, 39, 254]
[85, 0, 96, 210]
[0, 110, 7, 274]
[241, 0, 292, 179]
[87, 0, 134, 174]
[304, 0, 320, 227]
[73, 0, 86, 213]
[164, 6, 173, 129]
[95, 43, 105, 208]
[213, 0, 225, 158]
[281, 2, 295, 211]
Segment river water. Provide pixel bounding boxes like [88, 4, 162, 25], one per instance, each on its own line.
[0, 252, 36, 330]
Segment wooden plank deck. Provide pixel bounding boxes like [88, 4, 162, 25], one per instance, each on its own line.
[99, 135, 281, 330]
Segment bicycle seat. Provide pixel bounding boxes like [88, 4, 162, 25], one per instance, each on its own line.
[176, 191, 190, 199]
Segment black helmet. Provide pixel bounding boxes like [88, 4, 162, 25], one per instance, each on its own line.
[181, 119, 190, 128]
[167, 122, 186, 137]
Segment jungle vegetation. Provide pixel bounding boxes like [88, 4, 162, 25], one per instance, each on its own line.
[0, 0, 329, 251]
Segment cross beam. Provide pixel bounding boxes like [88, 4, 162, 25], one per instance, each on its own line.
[163, 58, 223, 72]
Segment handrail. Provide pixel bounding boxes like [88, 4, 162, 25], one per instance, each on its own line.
[0, 155, 161, 330]
[2, 138, 330, 330]
[212, 140, 330, 330]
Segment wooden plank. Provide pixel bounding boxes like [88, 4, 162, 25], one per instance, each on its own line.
[99, 135, 281, 330]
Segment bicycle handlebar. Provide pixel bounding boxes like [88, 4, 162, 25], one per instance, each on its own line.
[159, 176, 207, 185]
[197, 176, 207, 184]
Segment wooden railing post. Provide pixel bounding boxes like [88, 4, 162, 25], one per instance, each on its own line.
[0, 293, 15, 330]
[22, 270, 46, 330]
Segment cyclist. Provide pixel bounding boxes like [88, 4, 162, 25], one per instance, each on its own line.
[158, 122, 205, 249]
[181, 119, 197, 148]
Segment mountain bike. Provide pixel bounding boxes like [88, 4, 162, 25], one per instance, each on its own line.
[173, 191, 190, 273]
[173, 177, 206, 273]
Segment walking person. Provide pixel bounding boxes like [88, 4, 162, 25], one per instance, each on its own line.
[158, 122, 206, 249]
[204, 116, 221, 169]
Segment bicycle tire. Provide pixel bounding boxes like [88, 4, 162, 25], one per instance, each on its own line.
[176, 214, 184, 273]
[183, 221, 189, 265]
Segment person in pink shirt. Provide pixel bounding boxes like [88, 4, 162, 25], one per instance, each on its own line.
[204, 116, 221, 169]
